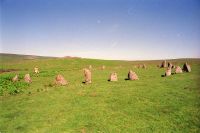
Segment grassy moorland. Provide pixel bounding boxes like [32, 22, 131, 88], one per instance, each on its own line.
[0, 54, 200, 133]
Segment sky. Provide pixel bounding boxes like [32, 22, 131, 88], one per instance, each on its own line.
[1, 0, 200, 60]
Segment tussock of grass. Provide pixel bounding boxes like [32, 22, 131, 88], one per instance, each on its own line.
[0, 74, 29, 95]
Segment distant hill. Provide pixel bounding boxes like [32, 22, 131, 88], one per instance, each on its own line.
[0, 53, 56, 61]
[0, 53, 199, 62]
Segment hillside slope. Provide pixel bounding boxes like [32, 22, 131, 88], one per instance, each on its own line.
[0, 54, 200, 132]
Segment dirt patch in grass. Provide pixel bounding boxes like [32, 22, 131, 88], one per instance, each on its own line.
[0, 69, 21, 74]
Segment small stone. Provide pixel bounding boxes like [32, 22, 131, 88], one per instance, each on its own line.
[109, 72, 118, 81]
[55, 74, 68, 85]
[128, 70, 139, 80]
[34, 67, 39, 74]
[175, 66, 183, 74]
[160, 60, 167, 68]
[182, 62, 191, 72]
[24, 74, 32, 83]
[12, 75, 18, 82]
[165, 67, 171, 76]
[83, 68, 92, 84]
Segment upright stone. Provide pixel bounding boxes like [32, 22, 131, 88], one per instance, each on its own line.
[55, 74, 68, 85]
[101, 65, 105, 70]
[182, 62, 191, 72]
[128, 70, 139, 80]
[83, 68, 92, 84]
[165, 67, 171, 76]
[109, 72, 118, 81]
[142, 64, 147, 69]
[12, 75, 18, 82]
[175, 66, 183, 74]
[88, 65, 92, 70]
[24, 74, 32, 83]
[160, 60, 167, 68]
[34, 67, 39, 74]
[172, 65, 176, 69]
[168, 62, 173, 68]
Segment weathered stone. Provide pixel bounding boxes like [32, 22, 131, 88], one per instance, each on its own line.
[83, 68, 92, 84]
[165, 67, 171, 76]
[160, 60, 167, 68]
[55, 74, 68, 85]
[182, 62, 191, 72]
[12, 75, 18, 82]
[88, 65, 92, 70]
[175, 66, 183, 74]
[24, 74, 32, 83]
[34, 67, 39, 74]
[101, 65, 105, 70]
[172, 65, 176, 69]
[140, 64, 143, 68]
[109, 72, 118, 81]
[142, 64, 147, 69]
[168, 62, 173, 68]
[128, 70, 139, 80]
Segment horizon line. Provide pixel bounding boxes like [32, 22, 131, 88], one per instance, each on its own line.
[1, 52, 200, 61]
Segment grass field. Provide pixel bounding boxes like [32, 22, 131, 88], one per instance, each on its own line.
[0, 54, 200, 133]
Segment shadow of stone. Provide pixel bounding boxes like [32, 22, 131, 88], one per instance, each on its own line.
[161, 75, 165, 77]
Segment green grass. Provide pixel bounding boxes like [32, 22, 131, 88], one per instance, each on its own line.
[0, 54, 200, 132]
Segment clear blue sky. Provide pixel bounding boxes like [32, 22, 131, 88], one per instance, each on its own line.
[1, 0, 200, 60]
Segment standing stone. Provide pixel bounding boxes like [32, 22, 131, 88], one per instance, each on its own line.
[182, 62, 191, 72]
[160, 60, 167, 68]
[172, 65, 176, 69]
[12, 75, 18, 82]
[165, 67, 171, 76]
[175, 66, 183, 74]
[101, 65, 105, 70]
[142, 64, 147, 69]
[88, 65, 92, 70]
[24, 74, 32, 83]
[168, 62, 173, 68]
[109, 72, 118, 81]
[55, 74, 68, 85]
[34, 67, 39, 74]
[83, 68, 92, 84]
[137, 64, 142, 68]
[128, 70, 139, 80]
